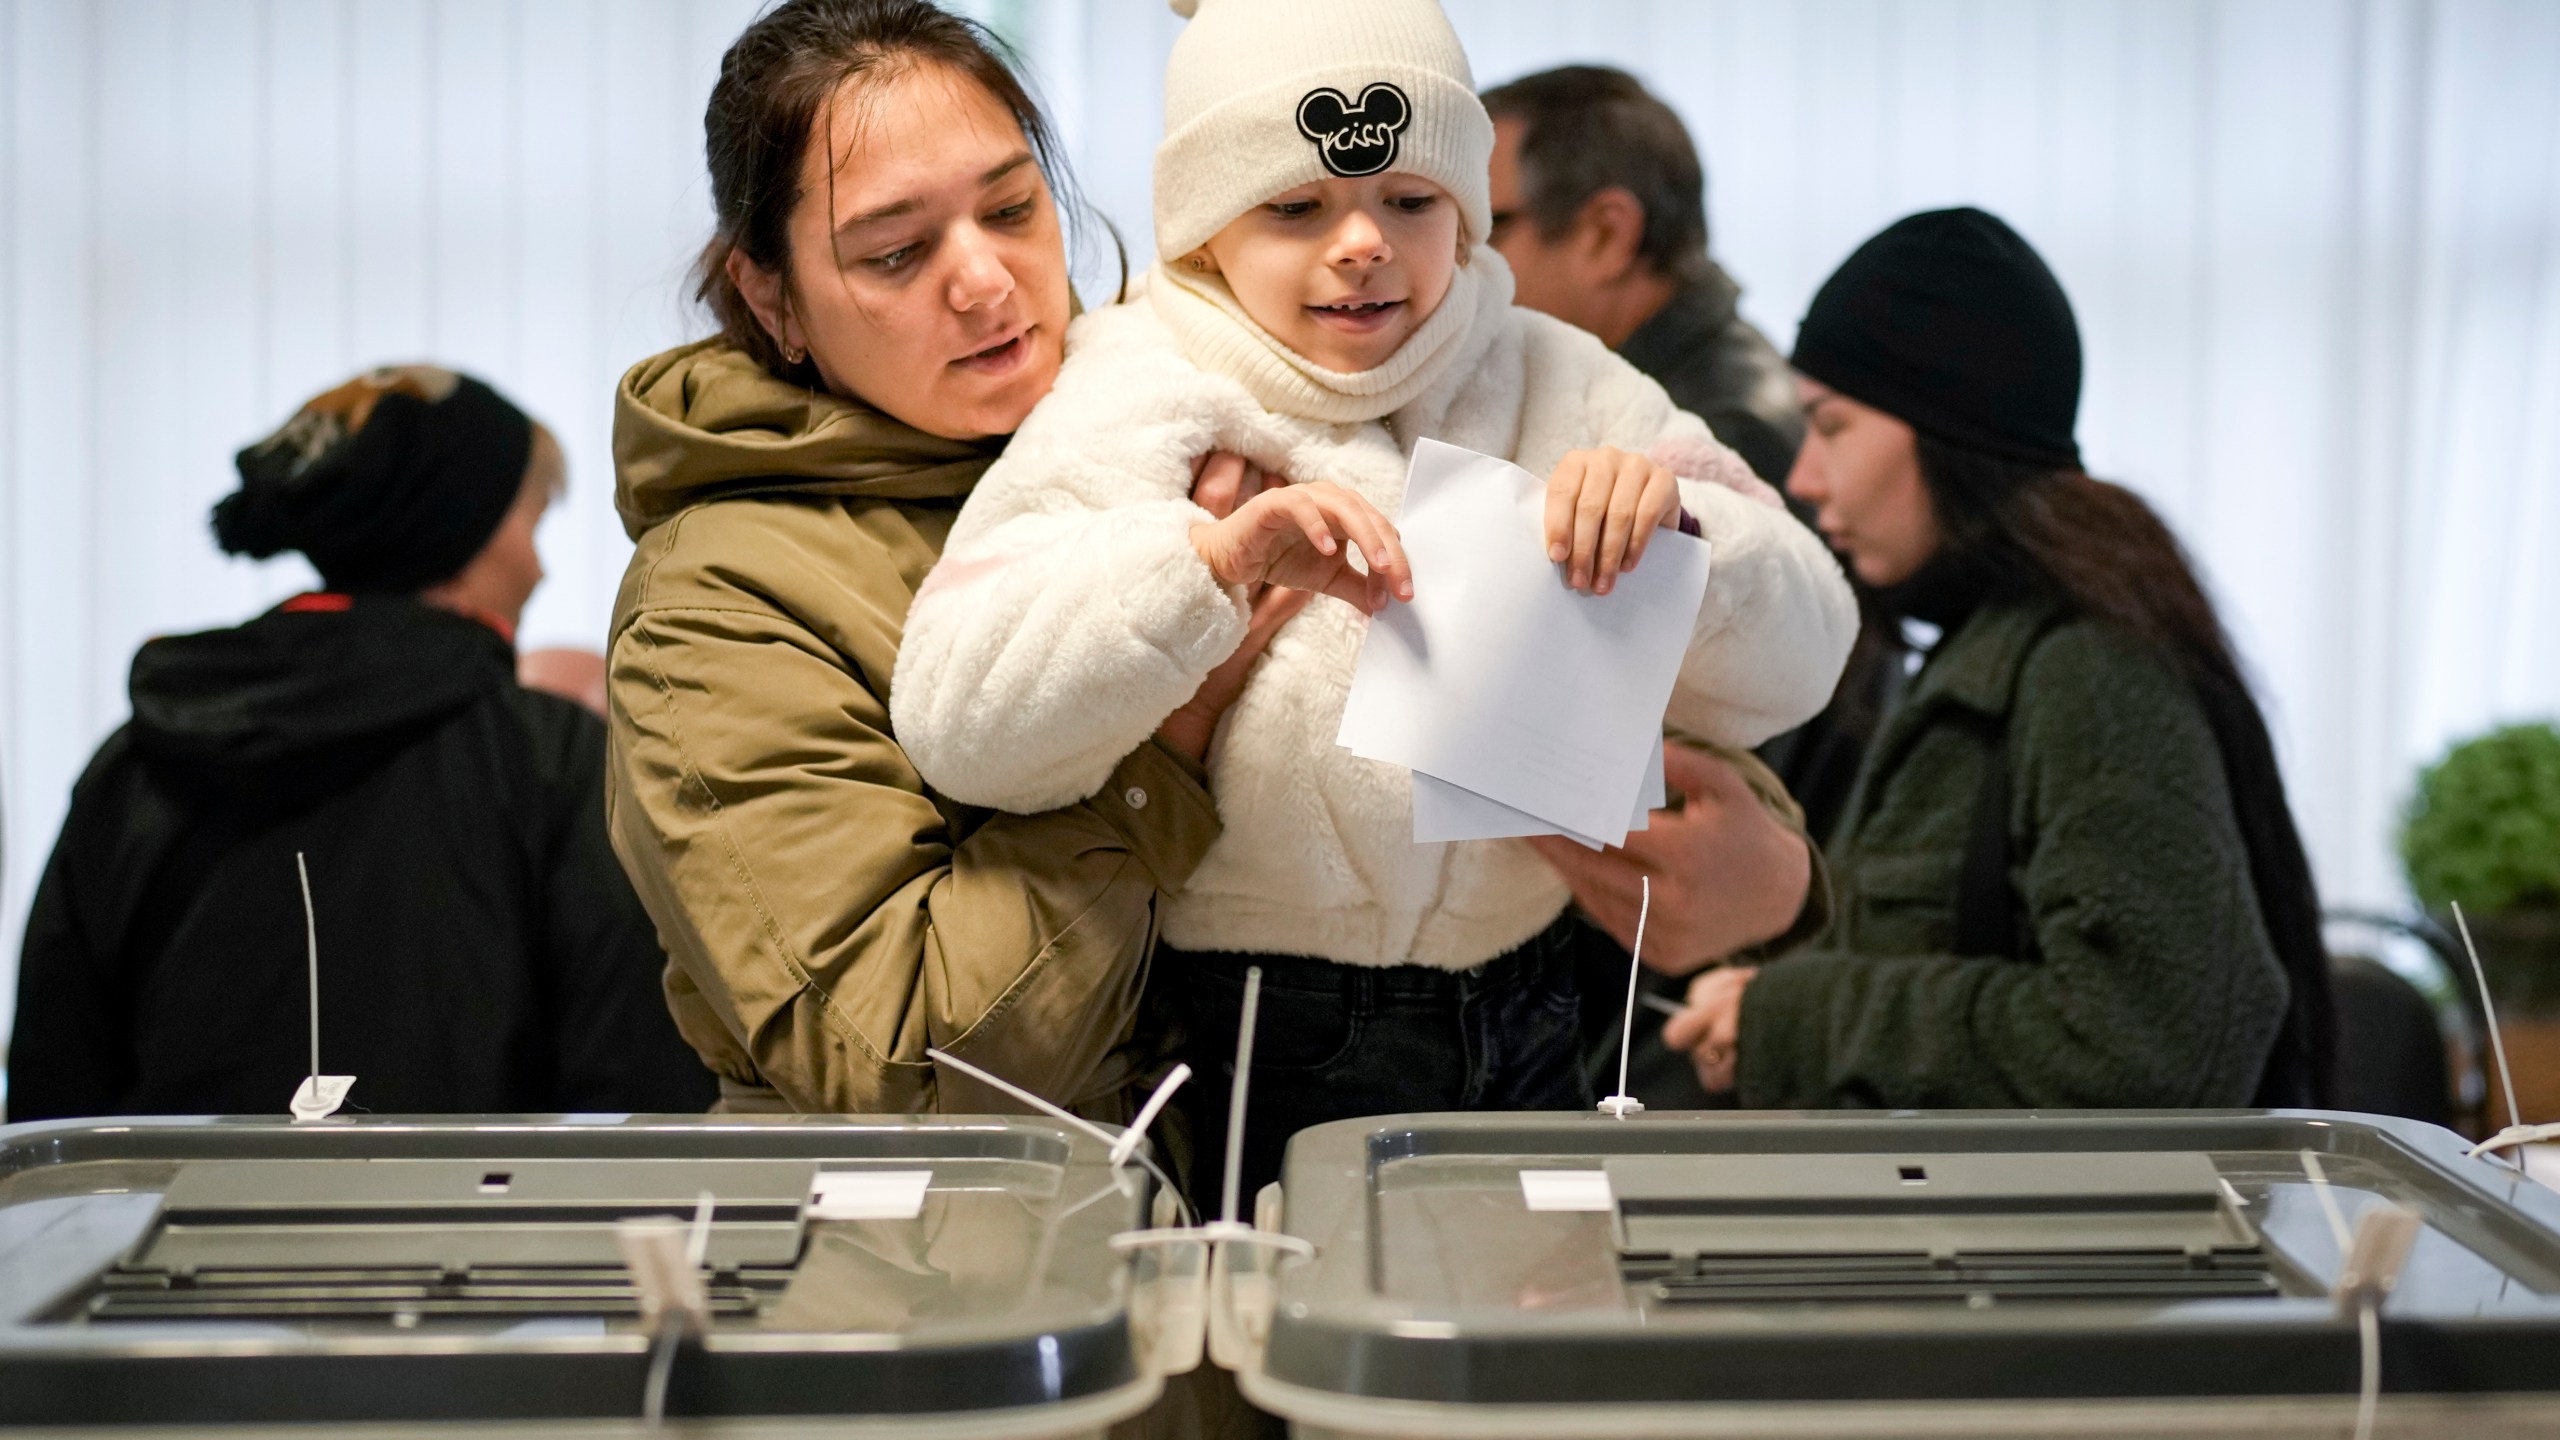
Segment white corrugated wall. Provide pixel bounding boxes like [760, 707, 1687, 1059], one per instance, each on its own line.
[3, 0, 2556, 1047]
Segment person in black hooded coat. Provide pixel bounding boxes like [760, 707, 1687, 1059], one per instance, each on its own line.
[8, 365, 715, 1120]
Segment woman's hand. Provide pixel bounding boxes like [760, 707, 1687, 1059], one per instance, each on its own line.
[1662, 964, 1758, 1095]
[1157, 452, 1310, 762]
[1190, 479, 1412, 614]
[1544, 447, 1683, 595]
[1526, 743, 1812, 974]
[1189, 451, 1271, 520]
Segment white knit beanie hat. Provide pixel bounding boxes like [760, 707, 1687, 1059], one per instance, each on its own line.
[1153, 0, 1494, 264]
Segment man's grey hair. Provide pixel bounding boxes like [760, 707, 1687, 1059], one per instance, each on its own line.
[1480, 64, 1711, 288]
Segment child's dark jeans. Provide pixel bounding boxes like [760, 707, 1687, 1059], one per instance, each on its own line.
[1165, 915, 1593, 1218]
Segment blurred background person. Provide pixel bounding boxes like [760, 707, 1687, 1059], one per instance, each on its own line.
[1483, 64, 1800, 487]
[8, 366, 714, 1121]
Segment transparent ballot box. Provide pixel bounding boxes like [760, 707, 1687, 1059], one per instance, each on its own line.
[1214, 1110, 2560, 1439]
[0, 1114, 1204, 1436]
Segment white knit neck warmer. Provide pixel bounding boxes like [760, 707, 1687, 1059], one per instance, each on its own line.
[1148, 246, 1515, 424]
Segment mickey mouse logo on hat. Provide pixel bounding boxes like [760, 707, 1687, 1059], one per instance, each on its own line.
[1296, 83, 1411, 178]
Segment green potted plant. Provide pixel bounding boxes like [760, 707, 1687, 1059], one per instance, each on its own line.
[2401, 720, 2560, 1015]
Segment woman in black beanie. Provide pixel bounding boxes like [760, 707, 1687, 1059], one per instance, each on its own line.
[10, 366, 715, 1121]
[1665, 208, 2334, 1110]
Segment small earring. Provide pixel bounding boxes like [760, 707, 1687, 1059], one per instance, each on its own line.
[1187, 253, 1210, 273]
[783, 343, 806, 365]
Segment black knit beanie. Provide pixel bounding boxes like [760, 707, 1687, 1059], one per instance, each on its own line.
[1790, 207, 2083, 469]
[213, 366, 535, 593]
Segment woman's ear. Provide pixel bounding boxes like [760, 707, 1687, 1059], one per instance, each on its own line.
[726, 247, 807, 361]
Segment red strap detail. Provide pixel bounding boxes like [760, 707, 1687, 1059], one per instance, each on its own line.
[465, 607, 517, 646]
[281, 591, 513, 645]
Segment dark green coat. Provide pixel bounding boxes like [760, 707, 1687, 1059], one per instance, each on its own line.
[1737, 600, 2290, 1109]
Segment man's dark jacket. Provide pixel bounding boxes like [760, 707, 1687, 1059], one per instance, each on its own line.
[1621, 263, 1805, 490]
[1736, 601, 2292, 1108]
[9, 597, 716, 1120]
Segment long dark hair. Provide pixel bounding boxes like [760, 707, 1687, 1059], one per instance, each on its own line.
[692, 0, 1113, 382]
[1913, 434, 2336, 1107]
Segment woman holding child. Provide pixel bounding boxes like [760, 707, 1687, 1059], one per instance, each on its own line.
[603, 0, 1853, 1203]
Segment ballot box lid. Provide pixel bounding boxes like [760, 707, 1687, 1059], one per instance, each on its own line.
[1242, 1109, 2560, 1421]
[0, 1114, 1162, 1431]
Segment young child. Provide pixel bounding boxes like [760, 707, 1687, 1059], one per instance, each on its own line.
[894, 0, 1855, 1203]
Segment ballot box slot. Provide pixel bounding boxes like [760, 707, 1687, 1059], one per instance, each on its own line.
[62, 1155, 839, 1326]
[1643, 1247, 2281, 1305]
[1604, 1149, 2275, 1306]
[82, 1263, 785, 1323]
[83, 1252, 798, 1325]
[155, 1200, 805, 1227]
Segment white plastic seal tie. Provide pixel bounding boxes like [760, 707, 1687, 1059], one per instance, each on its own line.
[924, 1045, 1193, 1225]
[2451, 902, 2550, 1167]
[1221, 967, 1264, 1225]
[1111, 1063, 1192, 1169]
[617, 1217, 710, 1426]
[286, 852, 356, 1122]
[2302, 1148, 2421, 1440]
[1107, 966, 1315, 1260]
[926, 1047, 1123, 1149]
[685, 1191, 715, 1268]
[2470, 1122, 2560, 1159]
[1598, 876, 1650, 1119]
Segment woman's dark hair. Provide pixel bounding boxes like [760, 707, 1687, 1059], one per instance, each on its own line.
[1913, 435, 2337, 1107]
[693, 0, 1114, 381]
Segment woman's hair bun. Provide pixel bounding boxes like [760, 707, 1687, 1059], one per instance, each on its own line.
[209, 471, 307, 560]
[212, 373, 398, 560]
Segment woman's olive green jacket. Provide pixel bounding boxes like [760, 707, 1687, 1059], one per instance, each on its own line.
[1737, 600, 2292, 1109]
[602, 341, 1219, 1121]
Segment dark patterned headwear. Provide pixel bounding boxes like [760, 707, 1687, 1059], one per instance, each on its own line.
[214, 365, 534, 592]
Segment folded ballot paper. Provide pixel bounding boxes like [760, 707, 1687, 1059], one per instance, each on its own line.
[1338, 438, 1711, 850]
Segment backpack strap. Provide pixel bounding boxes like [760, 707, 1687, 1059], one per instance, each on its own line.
[1952, 720, 2017, 959]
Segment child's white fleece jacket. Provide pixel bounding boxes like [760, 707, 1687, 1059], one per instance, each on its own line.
[893, 281, 1857, 972]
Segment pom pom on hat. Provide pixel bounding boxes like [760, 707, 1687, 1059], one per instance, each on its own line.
[1152, 0, 1492, 262]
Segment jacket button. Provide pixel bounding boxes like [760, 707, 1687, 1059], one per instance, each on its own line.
[1123, 786, 1149, 811]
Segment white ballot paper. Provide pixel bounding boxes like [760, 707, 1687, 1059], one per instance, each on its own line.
[1340, 438, 1711, 846]
[1411, 744, 1665, 851]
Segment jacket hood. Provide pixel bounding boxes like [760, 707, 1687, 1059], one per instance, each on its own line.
[613, 340, 1006, 539]
[128, 598, 514, 808]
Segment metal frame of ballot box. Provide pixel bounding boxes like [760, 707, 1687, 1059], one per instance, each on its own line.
[1209, 1109, 2560, 1439]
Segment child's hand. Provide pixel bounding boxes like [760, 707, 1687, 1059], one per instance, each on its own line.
[1191, 481, 1413, 614]
[1544, 447, 1683, 594]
